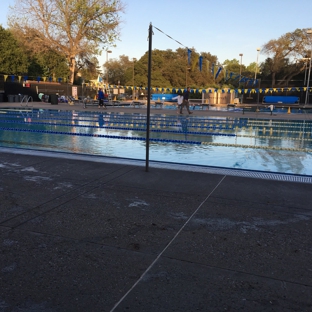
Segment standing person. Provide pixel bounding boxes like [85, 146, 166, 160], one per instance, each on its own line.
[39, 93, 45, 102]
[172, 92, 183, 112]
[98, 88, 105, 108]
[104, 90, 109, 107]
[180, 87, 192, 115]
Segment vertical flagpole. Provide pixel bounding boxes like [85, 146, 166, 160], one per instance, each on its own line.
[145, 23, 153, 172]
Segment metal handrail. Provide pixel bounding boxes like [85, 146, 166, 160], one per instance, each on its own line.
[20, 95, 33, 105]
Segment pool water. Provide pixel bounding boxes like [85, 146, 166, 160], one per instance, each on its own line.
[166, 104, 312, 114]
[0, 108, 312, 175]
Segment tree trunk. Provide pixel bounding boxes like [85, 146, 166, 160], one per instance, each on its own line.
[271, 72, 276, 87]
[277, 69, 304, 86]
[69, 56, 76, 84]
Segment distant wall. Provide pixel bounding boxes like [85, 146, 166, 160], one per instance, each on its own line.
[1, 81, 96, 102]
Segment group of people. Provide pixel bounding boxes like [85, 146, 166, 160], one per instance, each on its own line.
[172, 87, 193, 115]
[97, 87, 193, 113]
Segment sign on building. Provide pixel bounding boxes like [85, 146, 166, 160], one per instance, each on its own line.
[72, 86, 78, 98]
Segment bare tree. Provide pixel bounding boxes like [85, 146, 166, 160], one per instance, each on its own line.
[8, 0, 124, 84]
[261, 28, 310, 87]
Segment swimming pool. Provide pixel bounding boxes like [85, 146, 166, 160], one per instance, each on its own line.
[0, 108, 312, 175]
[165, 103, 312, 114]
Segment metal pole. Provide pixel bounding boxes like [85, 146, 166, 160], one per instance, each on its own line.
[305, 30, 312, 106]
[254, 48, 260, 80]
[106, 50, 112, 91]
[133, 60, 135, 99]
[145, 23, 153, 172]
[239, 53, 243, 78]
[304, 61, 307, 86]
[132, 58, 136, 100]
[239, 53, 243, 103]
[106, 52, 108, 85]
[305, 53, 312, 107]
[257, 78, 261, 105]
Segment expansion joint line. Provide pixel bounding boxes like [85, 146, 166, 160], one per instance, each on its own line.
[109, 175, 227, 312]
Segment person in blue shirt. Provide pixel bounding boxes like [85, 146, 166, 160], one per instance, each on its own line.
[98, 88, 105, 108]
[180, 87, 192, 115]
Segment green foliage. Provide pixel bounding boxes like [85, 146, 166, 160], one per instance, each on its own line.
[8, 0, 124, 83]
[2, 16, 310, 90]
[223, 59, 241, 74]
[246, 62, 257, 73]
[102, 47, 270, 90]
[0, 26, 29, 74]
[77, 56, 101, 82]
[0, 26, 71, 79]
[110, 48, 221, 89]
[29, 50, 70, 79]
[105, 55, 130, 85]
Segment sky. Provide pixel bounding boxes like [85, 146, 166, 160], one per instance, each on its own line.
[1, 0, 312, 68]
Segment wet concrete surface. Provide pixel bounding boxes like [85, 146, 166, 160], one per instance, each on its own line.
[0, 148, 311, 311]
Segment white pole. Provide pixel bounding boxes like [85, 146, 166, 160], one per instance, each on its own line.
[304, 30, 312, 107]
[239, 53, 243, 104]
[106, 50, 112, 91]
[304, 55, 312, 107]
[133, 58, 136, 99]
[239, 53, 243, 77]
[254, 48, 260, 80]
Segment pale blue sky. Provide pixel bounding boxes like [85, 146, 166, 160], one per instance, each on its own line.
[1, 0, 312, 67]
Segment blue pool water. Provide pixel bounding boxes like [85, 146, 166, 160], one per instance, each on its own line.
[0, 108, 312, 175]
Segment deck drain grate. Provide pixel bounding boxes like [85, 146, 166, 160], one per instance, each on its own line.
[151, 162, 312, 184]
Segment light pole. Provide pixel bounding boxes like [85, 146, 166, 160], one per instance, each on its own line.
[254, 48, 260, 80]
[305, 29, 312, 107]
[106, 50, 112, 91]
[238, 54, 243, 103]
[300, 59, 309, 86]
[132, 58, 137, 99]
[118, 80, 120, 99]
[239, 53, 243, 104]
[239, 53, 243, 78]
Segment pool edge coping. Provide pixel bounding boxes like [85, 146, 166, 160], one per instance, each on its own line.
[1, 147, 311, 184]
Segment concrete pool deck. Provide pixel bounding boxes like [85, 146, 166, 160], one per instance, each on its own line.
[0, 102, 312, 311]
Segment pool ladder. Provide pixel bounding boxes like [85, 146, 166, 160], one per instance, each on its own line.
[20, 95, 34, 118]
[20, 95, 33, 107]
